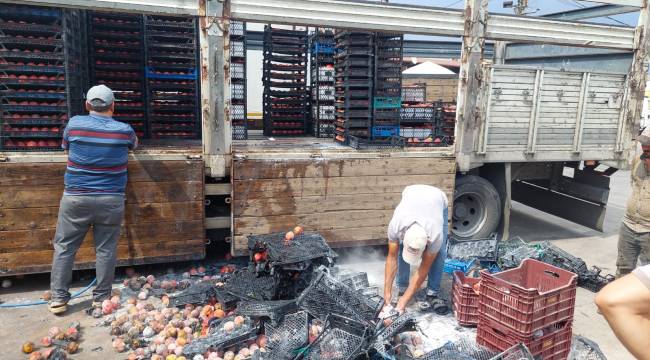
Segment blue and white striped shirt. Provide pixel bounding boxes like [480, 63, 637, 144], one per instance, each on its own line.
[62, 113, 138, 196]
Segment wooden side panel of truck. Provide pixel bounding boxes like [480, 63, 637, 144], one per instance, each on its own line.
[0, 160, 205, 275]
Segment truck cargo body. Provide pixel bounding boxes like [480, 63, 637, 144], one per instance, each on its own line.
[0, 0, 647, 275]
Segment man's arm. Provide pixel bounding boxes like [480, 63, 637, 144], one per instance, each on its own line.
[396, 250, 437, 313]
[129, 129, 139, 150]
[383, 242, 399, 304]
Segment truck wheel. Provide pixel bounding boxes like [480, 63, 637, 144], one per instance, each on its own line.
[452, 175, 501, 240]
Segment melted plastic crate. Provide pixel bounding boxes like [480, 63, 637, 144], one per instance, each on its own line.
[479, 259, 577, 336]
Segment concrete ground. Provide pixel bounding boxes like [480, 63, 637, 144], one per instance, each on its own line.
[0, 171, 633, 359]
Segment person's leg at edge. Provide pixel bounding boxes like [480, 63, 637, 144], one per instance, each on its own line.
[617, 223, 642, 277]
[595, 267, 650, 360]
[427, 207, 449, 297]
[397, 244, 410, 296]
[50, 195, 93, 313]
[91, 195, 125, 303]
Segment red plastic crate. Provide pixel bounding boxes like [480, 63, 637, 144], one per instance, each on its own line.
[452, 270, 480, 326]
[477, 315, 572, 360]
[479, 259, 577, 336]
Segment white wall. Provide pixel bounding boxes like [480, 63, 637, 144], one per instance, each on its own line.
[246, 49, 263, 115]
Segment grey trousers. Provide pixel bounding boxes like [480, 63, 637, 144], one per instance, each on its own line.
[50, 194, 125, 302]
[616, 222, 650, 278]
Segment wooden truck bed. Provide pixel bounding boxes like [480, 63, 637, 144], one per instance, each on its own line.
[0, 147, 205, 276]
[231, 138, 456, 255]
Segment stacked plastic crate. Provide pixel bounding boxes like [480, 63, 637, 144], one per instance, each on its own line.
[440, 102, 456, 145]
[0, 5, 85, 151]
[88, 11, 145, 138]
[262, 26, 309, 137]
[230, 20, 247, 140]
[477, 259, 577, 359]
[333, 31, 374, 144]
[309, 28, 335, 138]
[144, 15, 200, 140]
[372, 33, 402, 140]
[400, 84, 436, 145]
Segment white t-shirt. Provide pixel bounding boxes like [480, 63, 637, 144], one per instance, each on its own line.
[387, 185, 449, 253]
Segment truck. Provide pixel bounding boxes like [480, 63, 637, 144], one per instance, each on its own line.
[1, 0, 647, 275]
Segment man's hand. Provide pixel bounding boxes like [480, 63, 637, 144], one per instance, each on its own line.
[396, 251, 438, 311]
[395, 305, 405, 315]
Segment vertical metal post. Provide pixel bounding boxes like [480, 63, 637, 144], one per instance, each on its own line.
[617, 1, 650, 154]
[573, 72, 590, 153]
[201, 0, 229, 177]
[525, 69, 543, 154]
[477, 66, 494, 154]
[456, 0, 488, 171]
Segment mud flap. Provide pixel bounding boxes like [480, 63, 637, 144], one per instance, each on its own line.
[511, 164, 613, 232]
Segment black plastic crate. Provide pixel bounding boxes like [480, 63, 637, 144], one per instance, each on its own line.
[447, 233, 499, 262]
[539, 241, 589, 275]
[297, 314, 370, 360]
[370, 313, 418, 358]
[248, 231, 338, 267]
[297, 267, 383, 324]
[347, 134, 404, 149]
[169, 281, 217, 307]
[183, 315, 259, 356]
[236, 300, 298, 323]
[223, 267, 279, 301]
[263, 310, 309, 359]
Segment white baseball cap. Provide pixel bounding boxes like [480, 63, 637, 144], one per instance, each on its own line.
[402, 223, 428, 265]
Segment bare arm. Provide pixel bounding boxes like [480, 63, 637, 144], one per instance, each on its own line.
[383, 242, 399, 303]
[396, 251, 437, 312]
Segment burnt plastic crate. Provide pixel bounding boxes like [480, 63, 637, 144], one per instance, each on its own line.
[453, 271, 480, 327]
[479, 259, 577, 337]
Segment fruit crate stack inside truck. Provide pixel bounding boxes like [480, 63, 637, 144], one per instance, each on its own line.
[0, 5, 86, 151]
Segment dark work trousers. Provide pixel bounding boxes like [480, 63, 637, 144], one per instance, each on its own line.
[616, 222, 650, 278]
[50, 194, 124, 303]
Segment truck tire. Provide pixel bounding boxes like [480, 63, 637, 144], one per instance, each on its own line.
[452, 175, 501, 240]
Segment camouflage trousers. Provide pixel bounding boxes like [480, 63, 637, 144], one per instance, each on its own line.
[616, 223, 650, 277]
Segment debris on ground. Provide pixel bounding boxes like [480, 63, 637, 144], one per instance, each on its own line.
[16, 229, 609, 359]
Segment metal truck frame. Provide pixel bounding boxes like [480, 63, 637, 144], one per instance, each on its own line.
[1, 0, 648, 274]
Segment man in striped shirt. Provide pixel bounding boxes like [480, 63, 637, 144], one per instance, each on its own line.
[49, 85, 137, 315]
